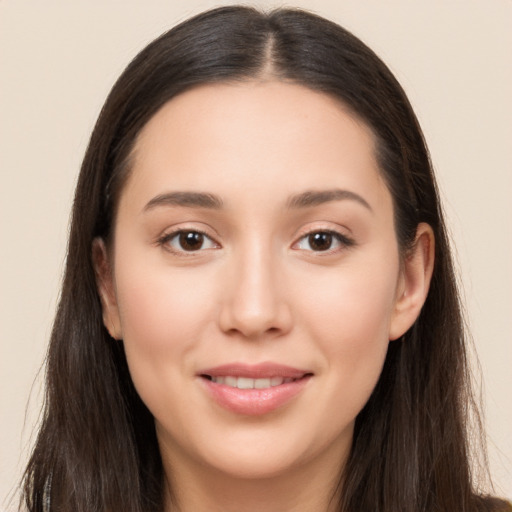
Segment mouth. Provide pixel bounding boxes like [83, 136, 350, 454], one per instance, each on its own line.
[198, 363, 313, 416]
[201, 374, 307, 389]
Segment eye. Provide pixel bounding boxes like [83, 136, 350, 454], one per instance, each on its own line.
[159, 230, 218, 253]
[294, 230, 353, 252]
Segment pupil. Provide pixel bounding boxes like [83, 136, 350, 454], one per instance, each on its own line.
[179, 231, 204, 251]
[309, 232, 332, 251]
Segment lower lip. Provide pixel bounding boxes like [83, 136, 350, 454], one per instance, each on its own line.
[200, 376, 312, 416]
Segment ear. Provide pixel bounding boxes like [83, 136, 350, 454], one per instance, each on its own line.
[389, 223, 435, 341]
[92, 237, 122, 340]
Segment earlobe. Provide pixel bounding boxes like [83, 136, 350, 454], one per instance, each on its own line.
[389, 223, 435, 341]
[92, 238, 122, 340]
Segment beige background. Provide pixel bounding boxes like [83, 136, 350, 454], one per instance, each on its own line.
[1, 0, 511, 507]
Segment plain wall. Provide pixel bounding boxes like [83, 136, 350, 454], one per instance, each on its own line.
[1, 0, 511, 507]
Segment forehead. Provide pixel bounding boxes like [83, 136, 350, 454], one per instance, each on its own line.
[122, 81, 389, 214]
[134, 80, 375, 160]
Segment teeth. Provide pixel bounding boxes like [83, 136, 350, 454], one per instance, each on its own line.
[272, 376, 285, 386]
[238, 377, 255, 389]
[210, 376, 294, 389]
[225, 376, 237, 387]
[254, 378, 271, 389]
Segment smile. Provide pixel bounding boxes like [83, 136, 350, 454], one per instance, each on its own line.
[199, 363, 312, 415]
[204, 376, 298, 389]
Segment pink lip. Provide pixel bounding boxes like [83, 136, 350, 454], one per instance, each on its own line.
[198, 362, 313, 416]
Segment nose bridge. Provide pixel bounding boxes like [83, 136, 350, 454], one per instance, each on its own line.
[219, 236, 291, 338]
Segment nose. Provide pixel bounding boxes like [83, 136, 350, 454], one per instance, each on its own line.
[218, 243, 293, 340]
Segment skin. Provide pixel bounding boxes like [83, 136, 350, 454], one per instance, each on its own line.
[94, 81, 434, 512]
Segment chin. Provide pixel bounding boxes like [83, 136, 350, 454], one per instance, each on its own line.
[205, 448, 307, 481]
[192, 422, 350, 482]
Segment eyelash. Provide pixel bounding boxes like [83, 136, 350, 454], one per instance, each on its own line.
[157, 228, 218, 256]
[157, 228, 355, 256]
[293, 229, 355, 254]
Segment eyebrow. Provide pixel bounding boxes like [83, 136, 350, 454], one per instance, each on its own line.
[286, 189, 373, 212]
[143, 191, 223, 212]
[142, 188, 372, 213]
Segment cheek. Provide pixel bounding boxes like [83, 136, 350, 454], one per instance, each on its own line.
[292, 257, 399, 401]
[112, 259, 217, 398]
[296, 259, 398, 341]
[117, 275, 204, 347]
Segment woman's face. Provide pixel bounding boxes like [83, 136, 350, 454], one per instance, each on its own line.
[97, 81, 429, 481]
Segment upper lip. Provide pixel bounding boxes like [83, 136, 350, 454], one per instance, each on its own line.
[198, 362, 312, 379]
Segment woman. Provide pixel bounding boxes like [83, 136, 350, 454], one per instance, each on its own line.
[21, 6, 511, 512]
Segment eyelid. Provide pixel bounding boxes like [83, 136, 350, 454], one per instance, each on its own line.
[154, 223, 354, 256]
[154, 221, 221, 244]
[156, 226, 221, 256]
[291, 226, 355, 253]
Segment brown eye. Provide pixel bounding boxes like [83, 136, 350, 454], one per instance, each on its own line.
[307, 232, 333, 251]
[161, 230, 218, 253]
[179, 231, 205, 251]
[294, 230, 354, 253]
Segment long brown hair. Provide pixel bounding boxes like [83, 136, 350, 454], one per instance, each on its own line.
[22, 6, 509, 511]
